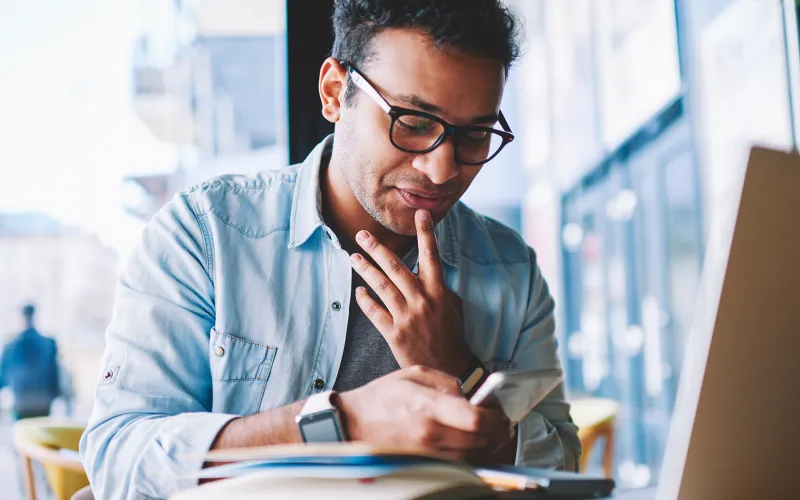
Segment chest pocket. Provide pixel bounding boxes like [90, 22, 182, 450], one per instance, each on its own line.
[209, 327, 277, 415]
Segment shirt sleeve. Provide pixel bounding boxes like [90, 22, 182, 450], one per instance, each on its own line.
[513, 248, 582, 471]
[79, 190, 237, 500]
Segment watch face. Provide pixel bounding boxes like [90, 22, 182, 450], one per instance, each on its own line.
[299, 411, 345, 443]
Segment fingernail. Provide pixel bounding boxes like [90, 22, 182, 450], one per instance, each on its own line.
[350, 253, 363, 263]
[356, 230, 370, 243]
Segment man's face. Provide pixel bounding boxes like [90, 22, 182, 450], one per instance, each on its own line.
[333, 29, 506, 235]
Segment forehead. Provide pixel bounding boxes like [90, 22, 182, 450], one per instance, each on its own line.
[362, 29, 506, 123]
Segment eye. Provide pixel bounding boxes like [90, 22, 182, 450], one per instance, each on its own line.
[396, 115, 436, 133]
[463, 129, 489, 141]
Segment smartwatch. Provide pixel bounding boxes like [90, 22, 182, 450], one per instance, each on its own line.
[295, 390, 348, 443]
[459, 354, 489, 399]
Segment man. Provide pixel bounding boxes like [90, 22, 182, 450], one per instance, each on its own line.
[0, 304, 61, 419]
[81, 1, 581, 498]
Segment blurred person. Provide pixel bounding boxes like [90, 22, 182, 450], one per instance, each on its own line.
[0, 304, 62, 419]
[81, 1, 580, 498]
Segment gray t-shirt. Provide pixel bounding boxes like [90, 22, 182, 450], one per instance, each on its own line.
[333, 247, 418, 392]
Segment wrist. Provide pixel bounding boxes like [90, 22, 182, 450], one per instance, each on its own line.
[446, 344, 473, 378]
[335, 391, 361, 441]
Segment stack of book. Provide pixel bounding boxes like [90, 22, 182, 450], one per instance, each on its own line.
[173, 443, 614, 500]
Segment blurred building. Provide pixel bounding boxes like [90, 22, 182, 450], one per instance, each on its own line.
[507, 0, 798, 488]
[126, 0, 287, 220]
[0, 212, 119, 417]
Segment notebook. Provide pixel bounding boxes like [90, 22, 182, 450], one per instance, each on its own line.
[182, 442, 613, 499]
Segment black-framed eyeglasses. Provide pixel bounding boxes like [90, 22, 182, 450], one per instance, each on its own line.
[345, 64, 515, 166]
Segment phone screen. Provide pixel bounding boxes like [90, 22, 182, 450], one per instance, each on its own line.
[470, 370, 563, 423]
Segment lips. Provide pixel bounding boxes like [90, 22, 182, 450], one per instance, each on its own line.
[396, 188, 453, 211]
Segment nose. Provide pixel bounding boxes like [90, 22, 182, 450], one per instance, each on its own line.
[411, 138, 458, 185]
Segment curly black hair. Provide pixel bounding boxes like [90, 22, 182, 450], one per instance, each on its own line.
[332, 0, 521, 105]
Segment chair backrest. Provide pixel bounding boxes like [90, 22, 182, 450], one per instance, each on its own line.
[12, 417, 89, 500]
[70, 485, 95, 500]
[570, 398, 619, 478]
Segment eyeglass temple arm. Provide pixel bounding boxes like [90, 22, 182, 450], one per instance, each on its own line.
[347, 68, 392, 114]
[498, 110, 512, 134]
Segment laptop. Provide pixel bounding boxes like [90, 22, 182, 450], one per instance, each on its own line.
[651, 146, 800, 499]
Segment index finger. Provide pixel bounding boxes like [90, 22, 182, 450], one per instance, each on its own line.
[432, 393, 510, 435]
[355, 230, 419, 299]
[415, 210, 445, 288]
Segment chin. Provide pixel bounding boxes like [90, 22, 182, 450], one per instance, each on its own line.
[373, 207, 415, 235]
[383, 218, 417, 236]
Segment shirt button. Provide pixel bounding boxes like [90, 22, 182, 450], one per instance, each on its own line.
[314, 378, 325, 390]
[214, 345, 225, 357]
[331, 301, 342, 311]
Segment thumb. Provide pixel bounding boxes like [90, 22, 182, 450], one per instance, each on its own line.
[399, 365, 463, 397]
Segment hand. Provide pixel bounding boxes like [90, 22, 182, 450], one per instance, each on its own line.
[337, 366, 513, 460]
[350, 209, 471, 376]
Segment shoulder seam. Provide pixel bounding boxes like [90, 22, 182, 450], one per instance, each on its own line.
[192, 172, 298, 195]
[186, 190, 216, 284]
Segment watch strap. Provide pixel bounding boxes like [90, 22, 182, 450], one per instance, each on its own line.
[299, 390, 337, 416]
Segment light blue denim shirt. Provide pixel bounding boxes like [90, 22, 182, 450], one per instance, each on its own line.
[80, 136, 580, 500]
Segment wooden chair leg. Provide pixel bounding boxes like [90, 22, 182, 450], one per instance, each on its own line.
[602, 424, 615, 479]
[579, 433, 598, 473]
[20, 455, 36, 500]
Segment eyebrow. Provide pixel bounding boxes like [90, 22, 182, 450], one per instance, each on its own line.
[395, 93, 499, 126]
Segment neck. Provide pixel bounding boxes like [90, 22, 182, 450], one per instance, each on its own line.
[321, 152, 415, 257]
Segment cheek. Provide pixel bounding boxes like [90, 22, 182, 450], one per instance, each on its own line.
[458, 166, 483, 192]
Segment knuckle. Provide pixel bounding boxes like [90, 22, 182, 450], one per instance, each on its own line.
[388, 258, 405, 274]
[409, 395, 428, 415]
[366, 238, 379, 251]
[466, 412, 482, 433]
[425, 247, 440, 260]
[416, 297, 434, 313]
[418, 421, 437, 447]
[410, 364, 428, 374]
[377, 278, 392, 293]
[365, 302, 381, 317]
[447, 378, 462, 395]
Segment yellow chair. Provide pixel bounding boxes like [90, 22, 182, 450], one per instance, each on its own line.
[12, 417, 90, 500]
[570, 398, 619, 478]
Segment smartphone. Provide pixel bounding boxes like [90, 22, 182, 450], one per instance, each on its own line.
[469, 368, 563, 423]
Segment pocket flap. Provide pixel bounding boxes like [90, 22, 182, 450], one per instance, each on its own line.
[210, 327, 277, 382]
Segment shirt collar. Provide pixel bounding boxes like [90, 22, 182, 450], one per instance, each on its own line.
[288, 135, 460, 268]
[288, 136, 330, 249]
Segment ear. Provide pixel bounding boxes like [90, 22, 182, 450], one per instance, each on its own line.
[319, 57, 348, 123]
